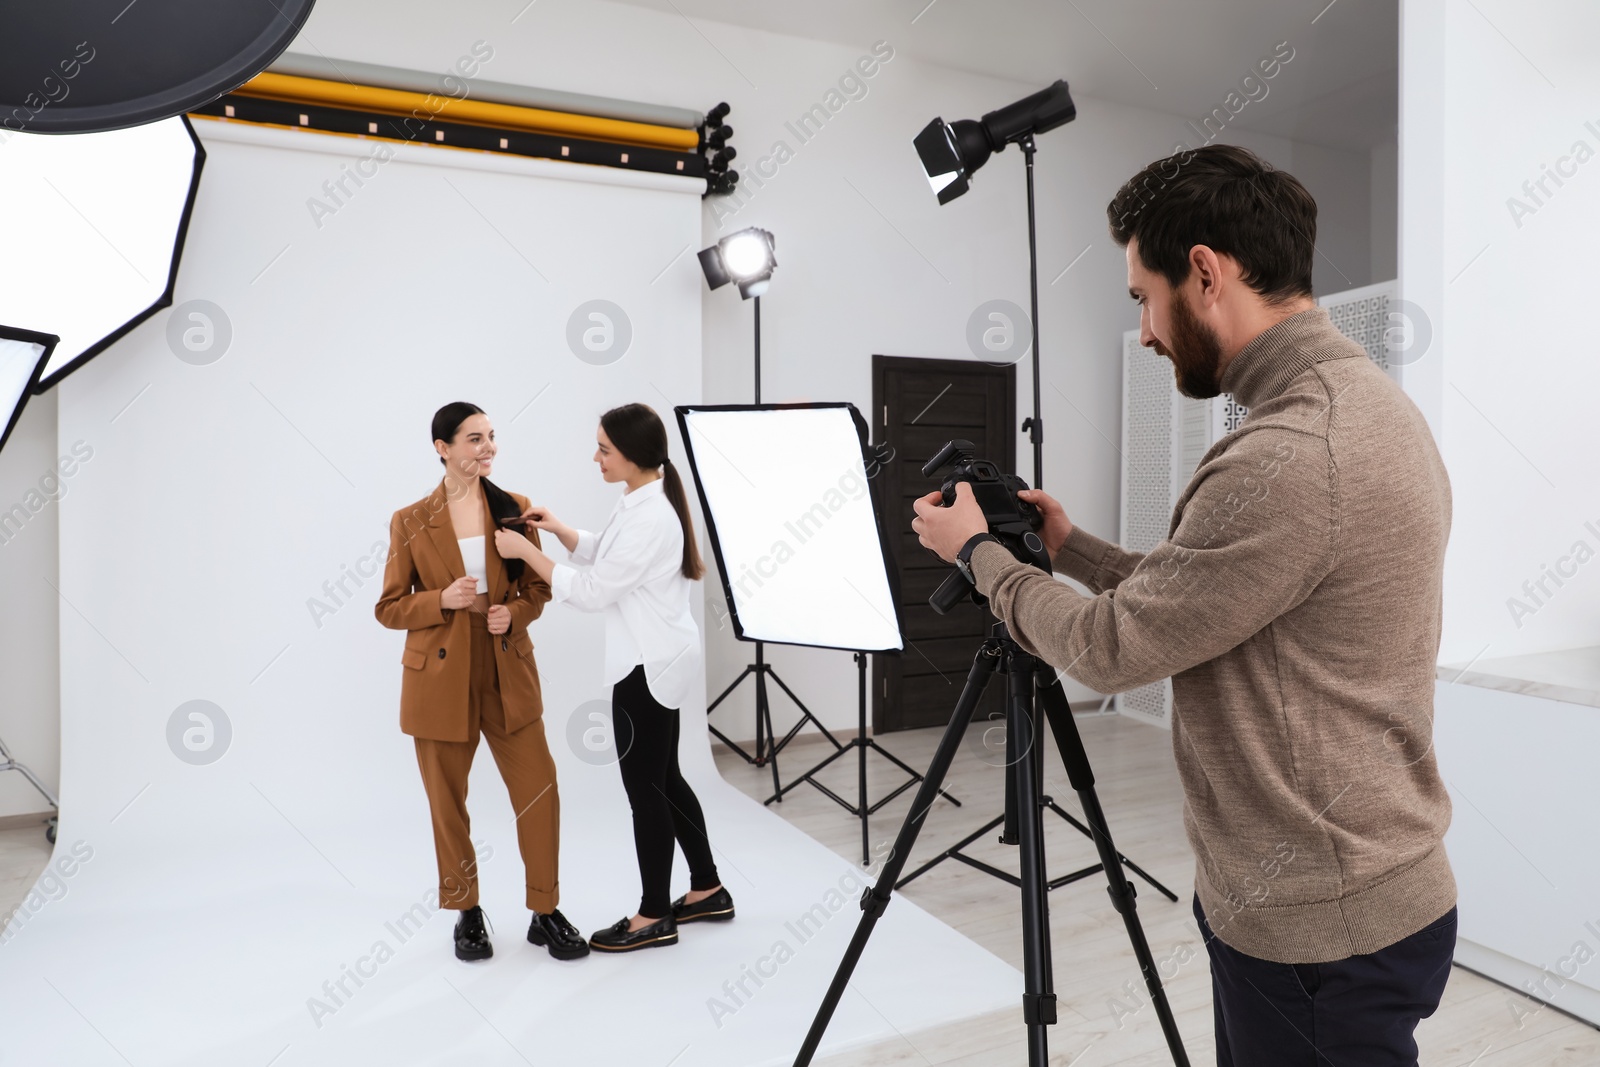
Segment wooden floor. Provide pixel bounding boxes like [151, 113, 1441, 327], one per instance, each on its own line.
[710, 712, 1600, 1067]
[1, 714, 1597, 1064]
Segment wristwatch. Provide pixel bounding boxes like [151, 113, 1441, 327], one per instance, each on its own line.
[954, 532, 1001, 583]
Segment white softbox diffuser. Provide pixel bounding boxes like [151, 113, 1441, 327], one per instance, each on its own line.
[677, 403, 903, 653]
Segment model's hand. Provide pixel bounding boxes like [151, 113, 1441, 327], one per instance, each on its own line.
[440, 575, 480, 610]
[494, 526, 534, 561]
[1016, 489, 1073, 557]
[485, 603, 511, 635]
[911, 482, 989, 563]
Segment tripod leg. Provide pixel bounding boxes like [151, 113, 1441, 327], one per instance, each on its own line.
[1007, 655, 1056, 1067]
[794, 644, 1001, 1067]
[1036, 676, 1191, 1067]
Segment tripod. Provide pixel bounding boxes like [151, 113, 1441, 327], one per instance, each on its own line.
[703, 295, 844, 793]
[795, 623, 1189, 1067]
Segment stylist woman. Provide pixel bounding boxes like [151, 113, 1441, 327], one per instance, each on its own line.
[495, 402, 732, 954]
[375, 402, 589, 963]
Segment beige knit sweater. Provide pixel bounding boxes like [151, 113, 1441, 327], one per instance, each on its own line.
[969, 307, 1455, 964]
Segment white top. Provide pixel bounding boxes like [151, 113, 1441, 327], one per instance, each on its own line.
[457, 535, 486, 591]
[549, 478, 700, 708]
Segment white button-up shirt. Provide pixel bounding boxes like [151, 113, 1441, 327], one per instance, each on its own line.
[549, 478, 701, 708]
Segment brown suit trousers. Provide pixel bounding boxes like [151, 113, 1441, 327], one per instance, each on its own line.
[414, 609, 560, 913]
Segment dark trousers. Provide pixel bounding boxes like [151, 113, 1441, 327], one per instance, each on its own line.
[612, 664, 721, 918]
[1195, 895, 1456, 1067]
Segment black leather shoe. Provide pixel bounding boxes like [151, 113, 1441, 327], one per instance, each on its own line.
[588, 913, 678, 953]
[453, 905, 492, 961]
[527, 909, 590, 960]
[671, 886, 735, 924]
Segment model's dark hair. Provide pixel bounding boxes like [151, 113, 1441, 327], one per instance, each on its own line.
[432, 401, 527, 583]
[599, 402, 705, 581]
[1107, 143, 1316, 305]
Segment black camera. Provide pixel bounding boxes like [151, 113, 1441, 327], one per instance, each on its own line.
[921, 439, 1050, 614]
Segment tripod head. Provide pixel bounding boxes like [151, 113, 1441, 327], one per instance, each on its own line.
[922, 439, 1052, 614]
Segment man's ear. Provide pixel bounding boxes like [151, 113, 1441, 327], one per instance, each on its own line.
[1189, 245, 1226, 307]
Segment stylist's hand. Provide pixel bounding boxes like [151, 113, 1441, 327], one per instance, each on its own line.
[440, 576, 480, 610]
[485, 604, 511, 635]
[494, 527, 534, 562]
[517, 505, 563, 533]
[1016, 489, 1073, 556]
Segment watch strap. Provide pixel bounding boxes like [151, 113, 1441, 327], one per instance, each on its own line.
[957, 532, 1000, 566]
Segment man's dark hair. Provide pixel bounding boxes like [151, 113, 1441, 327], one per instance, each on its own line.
[1107, 143, 1316, 304]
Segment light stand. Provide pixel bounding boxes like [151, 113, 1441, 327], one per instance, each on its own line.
[697, 244, 846, 794]
[906, 86, 1177, 902]
[0, 328, 62, 845]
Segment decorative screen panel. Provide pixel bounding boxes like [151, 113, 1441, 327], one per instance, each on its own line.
[1320, 280, 1397, 372]
[1118, 333, 1180, 728]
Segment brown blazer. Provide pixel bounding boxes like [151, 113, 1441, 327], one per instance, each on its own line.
[375, 479, 552, 742]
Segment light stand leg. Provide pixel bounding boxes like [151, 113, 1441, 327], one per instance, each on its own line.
[858, 652, 870, 866]
[764, 652, 961, 830]
[756, 643, 782, 798]
[706, 666, 761, 763]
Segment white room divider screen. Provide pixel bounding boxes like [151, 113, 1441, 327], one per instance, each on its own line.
[1116, 281, 1398, 727]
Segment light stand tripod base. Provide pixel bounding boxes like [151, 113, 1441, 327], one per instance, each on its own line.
[707, 640, 844, 799]
[766, 652, 961, 866]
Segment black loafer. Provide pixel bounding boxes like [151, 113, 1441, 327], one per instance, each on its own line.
[589, 913, 678, 953]
[671, 887, 735, 924]
[527, 908, 590, 960]
[453, 905, 493, 961]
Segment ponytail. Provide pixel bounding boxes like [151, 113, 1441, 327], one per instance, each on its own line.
[661, 457, 706, 581]
[600, 403, 705, 581]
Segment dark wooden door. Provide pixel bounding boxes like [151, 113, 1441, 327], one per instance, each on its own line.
[871, 355, 1016, 733]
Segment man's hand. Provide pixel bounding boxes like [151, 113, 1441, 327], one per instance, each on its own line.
[911, 482, 989, 563]
[1017, 488, 1073, 557]
[485, 603, 511, 635]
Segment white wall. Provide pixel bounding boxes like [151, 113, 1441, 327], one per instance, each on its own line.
[676, 20, 1375, 736]
[1402, 0, 1600, 663]
[1, 0, 1390, 800]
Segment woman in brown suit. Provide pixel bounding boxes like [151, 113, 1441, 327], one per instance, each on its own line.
[375, 401, 588, 962]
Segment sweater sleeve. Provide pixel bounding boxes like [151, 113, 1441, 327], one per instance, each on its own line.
[1051, 524, 1146, 592]
[969, 428, 1334, 693]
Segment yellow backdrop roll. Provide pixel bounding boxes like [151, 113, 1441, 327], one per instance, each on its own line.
[235, 72, 700, 152]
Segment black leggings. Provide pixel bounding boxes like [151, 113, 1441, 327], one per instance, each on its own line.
[612, 664, 721, 918]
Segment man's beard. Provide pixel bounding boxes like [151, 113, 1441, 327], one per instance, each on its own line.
[1158, 289, 1226, 399]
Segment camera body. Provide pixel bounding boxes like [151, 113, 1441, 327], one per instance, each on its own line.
[922, 439, 1051, 613]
